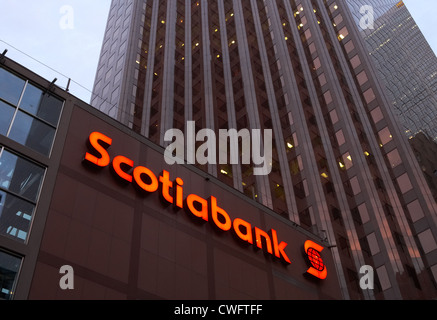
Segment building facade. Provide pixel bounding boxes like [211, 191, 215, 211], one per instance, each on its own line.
[0, 57, 343, 300]
[90, 0, 437, 300]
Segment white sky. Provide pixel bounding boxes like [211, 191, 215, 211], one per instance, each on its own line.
[0, 0, 435, 103]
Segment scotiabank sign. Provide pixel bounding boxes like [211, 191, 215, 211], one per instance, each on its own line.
[82, 132, 327, 279]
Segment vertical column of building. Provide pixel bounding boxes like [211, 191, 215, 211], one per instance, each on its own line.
[91, 0, 135, 124]
[298, 0, 408, 299]
[213, 0, 241, 191]
[246, 0, 298, 221]
[332, 0, 437, 294]
[140, 0, 160, 138]
[278, 0, 369, 299]
[200, 0, 218, 177]
[133, 1, 154, 133]
[231, 0, 273, 209]
[171, 0, 186, 133]
[159, 1, 177, 146]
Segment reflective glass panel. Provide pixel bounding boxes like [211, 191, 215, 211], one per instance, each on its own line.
[0, 68, 25, 106]
[8, 111, 56, 156]
[0, 190, 35, 242]
[0, 149, 45, 202]
[0, 250, 21, 300]
[0, 101, 15, 136]
[20, 84, 63, 126]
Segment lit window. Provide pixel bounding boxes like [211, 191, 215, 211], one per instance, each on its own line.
[0, 251, 21, 300]
[0, 148, 45, 243]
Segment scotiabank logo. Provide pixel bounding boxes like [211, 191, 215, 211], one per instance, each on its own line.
[304, 240, 327, 280]
[83, 132, 291, 264]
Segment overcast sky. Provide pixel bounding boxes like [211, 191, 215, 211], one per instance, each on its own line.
[0, 0, 435, 103]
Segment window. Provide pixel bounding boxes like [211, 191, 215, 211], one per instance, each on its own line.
[0, 147, 45, 242]
[363, 88, 376, 104]
[370, 106, 383, 124]
[356, 70, 368, 86]
[0, 250, 21, 300]
[350, 55, 361, 69]
[0, 68, 63, 156]
[350, 176, 361, 195]
[386, 149, 402, 168]
[407, 200, 424, 222]
[344, 40, 355, 54]
[376, 265, 391, 291]
[396, 173, 413, 194]
[0, 68, 25, 105]
[358, 203, 370, 224]
[335, 129, 346, 146]
[367, 232, 380, 255]
[329, 109, 339, 124]
[417, 229, 437, 254]
[378, 127, 392, 146]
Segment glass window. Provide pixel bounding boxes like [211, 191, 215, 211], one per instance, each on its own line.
[378, 127, 392, 146]
[342, 152, 353, 170]
[376, 265, 391, 291]
[333, 14, 343, 26]
[20, 84, 63, 127]
[370, 106, 384, 124]
[0, 148, 44, 202]
[313, 57, 321, 70]
[386, 149, 402, 168]
[329, 109, 339, 124]
[0, 101, 15, 136]
[407, 200, 424, 222]
[323, 90, 333, 104]
[350, 55, 361, 69]
[418, 229, 437, 254]
[363, 88, 376, 104]
[0, 68, 25, 106]
[0, 250, 22, 300]
[0, 68, 63, 156]
[8, 111, 56, 156]
[0, 191, 35, 241]
[336, 129, 345, 146]
[337, 26, 349, 41]
[344, 40, 355, 54]
[350, 176, 361, 195]
[356, 70, 368, 86]
[367, 232, 380, 255]
[396, 173, 413, 194]
[318, 73, 327, 87]
[0, 147, 45, 243]
[358, 203, 370, 224]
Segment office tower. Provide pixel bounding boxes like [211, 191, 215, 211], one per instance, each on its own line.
[346, 0, 437, 142]
[345, 0, 437, 204]
[91, 0, 437, 299]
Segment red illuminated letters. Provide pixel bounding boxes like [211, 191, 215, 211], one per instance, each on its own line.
[83, 131, 294, 265]
[85, 132, 112, 167]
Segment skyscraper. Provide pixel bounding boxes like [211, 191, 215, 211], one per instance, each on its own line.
[346, 0, 437, 142]
[91, 0, 437, 299]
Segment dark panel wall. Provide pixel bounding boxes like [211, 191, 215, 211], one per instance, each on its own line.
[28, 105, 342, 300]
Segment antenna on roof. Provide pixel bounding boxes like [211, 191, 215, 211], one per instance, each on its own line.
[0, 49, 8, 64]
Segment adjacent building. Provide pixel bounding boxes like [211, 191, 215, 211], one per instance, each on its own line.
[346, 0, 437, 142]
